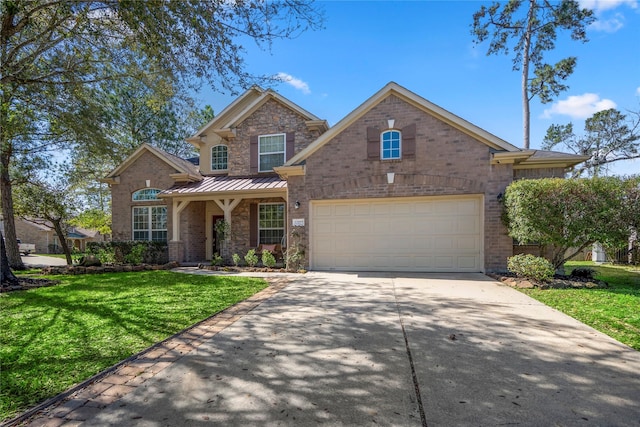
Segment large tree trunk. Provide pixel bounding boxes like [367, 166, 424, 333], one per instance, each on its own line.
[0, 153, 25, 270]
[1, 229, 19, 286]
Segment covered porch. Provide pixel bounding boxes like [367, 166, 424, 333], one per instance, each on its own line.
[159, 176, 288, 264]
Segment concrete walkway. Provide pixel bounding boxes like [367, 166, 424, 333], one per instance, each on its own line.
[17, 272, 640, 426]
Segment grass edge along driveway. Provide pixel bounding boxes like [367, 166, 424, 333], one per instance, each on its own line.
[519, 261, 640, 351]
[0, 270, 268, 422]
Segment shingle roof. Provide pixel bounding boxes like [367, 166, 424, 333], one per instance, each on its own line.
[160, 175, 287, 196]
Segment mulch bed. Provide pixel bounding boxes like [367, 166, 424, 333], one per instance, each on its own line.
[487, 272, 608, 290]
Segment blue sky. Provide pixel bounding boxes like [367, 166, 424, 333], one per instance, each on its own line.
[196, 0, 640, 175]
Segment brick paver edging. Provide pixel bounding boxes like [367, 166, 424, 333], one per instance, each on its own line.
[5, 278, 289, 427]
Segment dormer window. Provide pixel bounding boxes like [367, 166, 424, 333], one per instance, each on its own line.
[381, 130, 401, 160]
[211, 145, 228, 171]
[259, 133, 286, 172]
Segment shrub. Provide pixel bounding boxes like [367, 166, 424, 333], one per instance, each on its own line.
[507, 254, 555, 282]
[96, 248, 116, 265]
[232, 253, 241, 267]
[124, 244, 146, 265]
[262, 250, 276, 268]
[244, 249, 258, 267]
[570, 267, 595, 279]
[87, 241, 168, 264]
[211, 253, 224, 266]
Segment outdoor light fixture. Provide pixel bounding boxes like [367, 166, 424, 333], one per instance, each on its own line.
[294, 201, 301, 209]
[387, 172, 395, 184]
[145, 179, 151, 187]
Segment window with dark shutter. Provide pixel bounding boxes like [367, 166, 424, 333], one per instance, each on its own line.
[249, 204, 258, 247]
[402, 123, 416, 158]
[367, 127, 380, 159]
[250, 135, 259, 174]
[286, 132, 295, 161]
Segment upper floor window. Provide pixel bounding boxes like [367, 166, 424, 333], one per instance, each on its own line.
[211, 145, 228, 171]
[259, 133, 285, 172]
[132, 188, 162, 201]
[381, 130, 401, 160]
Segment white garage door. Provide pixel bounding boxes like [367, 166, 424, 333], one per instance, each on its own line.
[310, 196, 483, 272]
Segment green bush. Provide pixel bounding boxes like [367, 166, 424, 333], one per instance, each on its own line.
[211, 253, 224, 266]
[232, 253, 241, 267]
[96, 248, 116, 265]
[261, 250, 276, 268]
[124, 244, 146, 265]
[507, 254, 555, 282]
[87, 241, 168, 264]
[244, 249, 258, 267]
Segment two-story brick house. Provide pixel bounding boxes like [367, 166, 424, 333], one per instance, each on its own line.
[104, 82, 586, 272]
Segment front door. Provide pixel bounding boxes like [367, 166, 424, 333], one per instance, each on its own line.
[212, 215, 225, 255]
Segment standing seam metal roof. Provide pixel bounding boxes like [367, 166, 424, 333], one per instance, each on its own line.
[160, 175, 287, 196]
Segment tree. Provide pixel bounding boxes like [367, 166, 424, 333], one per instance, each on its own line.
[1, 0, 323, 273]
[0, 229, 19, 286]
[503, 177, 630, 269]
[472, 0, 594, 149]
[542, 108, 640, 177]
[13, 176, 79, 266]
[70, 208, 112, 237]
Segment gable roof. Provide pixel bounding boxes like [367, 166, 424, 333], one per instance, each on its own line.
[285, 82, 520, 166]
[102, 143, 202, 184]
[187, 85, 328, 145]
[283, 82, 587, 171]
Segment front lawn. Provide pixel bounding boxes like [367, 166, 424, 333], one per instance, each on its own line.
[520, 261, 640, 351]
[0, 271, 268, 422]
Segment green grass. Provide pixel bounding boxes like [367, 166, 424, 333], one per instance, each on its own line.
[520, 261, 640, 351]
[0, 271, 267, 421]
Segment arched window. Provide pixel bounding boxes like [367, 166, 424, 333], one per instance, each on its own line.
[132, 188, 162, 201]
[381, 130, 401, 160]
[211, 145, 228, 171]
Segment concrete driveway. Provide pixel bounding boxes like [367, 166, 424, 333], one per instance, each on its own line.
[29, 272, 640, 426]
[21, 254, 67, 267]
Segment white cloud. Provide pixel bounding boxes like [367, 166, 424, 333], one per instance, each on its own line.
[636, 87, 640, 96]
[580, 0, 637, 32]
[276, 72, 311, 95]
[542, 93, 617, 119]
[579, 0, 637, 12]
[590, 13, 625, 32]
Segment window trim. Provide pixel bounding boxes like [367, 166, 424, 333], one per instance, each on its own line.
[132, 188, 163, 201]
[132, 205, 167, 242]
[380, 130, 402, 160]
[258, 133, 286, 172]
[258, 202, 285, 245]
[210, 144, 228, 172]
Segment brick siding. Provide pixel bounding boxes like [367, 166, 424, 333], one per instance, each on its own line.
[287, 94, 515, 272]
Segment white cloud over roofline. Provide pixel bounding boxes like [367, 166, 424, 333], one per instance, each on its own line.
[542, 93, 617, 119]
[276, 72, 311, 95]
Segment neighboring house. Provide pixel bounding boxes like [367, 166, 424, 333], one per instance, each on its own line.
[13, 218, 107, 254]
[104, 82, 587, 272]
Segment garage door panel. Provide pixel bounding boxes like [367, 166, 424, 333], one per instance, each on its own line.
[311, 196, 482, 272]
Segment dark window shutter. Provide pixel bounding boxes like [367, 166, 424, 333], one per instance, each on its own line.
[367, 127, 380, 159]
[249, 203, 258, 247]
[250, 135, 259, 174]
[285, 132, 295, 161]
[402, 123, 416, 157]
